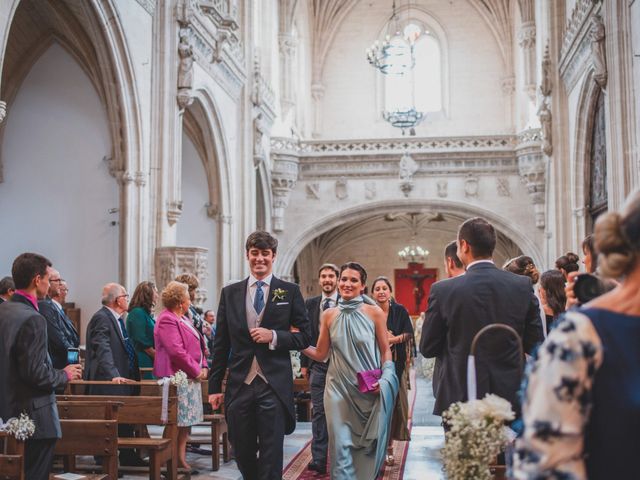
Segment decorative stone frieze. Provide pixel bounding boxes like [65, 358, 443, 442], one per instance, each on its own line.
[561, 0, 595, 61]
[559, 0, 599, 90]
[135, 0, 156, 15]
[154, 246, 208, 306]
[271, 140, 300, 232]
[516, 129, 546, 228]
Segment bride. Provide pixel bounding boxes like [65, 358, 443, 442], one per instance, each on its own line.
[303, 262, 398, 479]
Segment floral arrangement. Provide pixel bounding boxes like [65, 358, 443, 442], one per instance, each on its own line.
[442, 394, 515, 480]
[169, 370, 189, 388]
[272, 288, 287, 302]
[421, 357, 435, 380]
[290, 351, 303, 379]
[0, 413, 36, 441]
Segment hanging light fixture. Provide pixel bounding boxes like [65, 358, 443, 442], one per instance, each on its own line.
[397, 213, 429, 263]
[383, 108, 425, 135]
[366, 0, 415, 75]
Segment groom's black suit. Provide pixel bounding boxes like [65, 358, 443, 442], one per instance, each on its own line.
[209, 276, 310, 479]
[420, 262, 543, 416]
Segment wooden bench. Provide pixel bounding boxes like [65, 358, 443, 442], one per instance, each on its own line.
[186, 380, 231, 471]
[293, 377, 312, 421]
[0, 432, 24, 480]
[55, 401, 121, 477]
[59, 381, 178, 480]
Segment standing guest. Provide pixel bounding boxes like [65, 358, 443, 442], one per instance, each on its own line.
[0, 253, 82, 480]
[556, 252, 580, 280]
[154, 281, 208, 472]
[208, 231, 310, 480]
[303, 262, 398, 479]
[202, 310, 216, 367]
[175, 273, 204, 335]
[538, 269, 567, 333]
[0, 275, 15, 304]
[514, 189, 640, 480]
[57, 280, 69, 304]
[302, 263, 340, 475]
[444, 240, 465, 278]
[127, 281, 158, 379]
[582, 234, 597, 273]
[38, 269, 80, 369]
[371, 276, 414, 467]
[85, 283, 145, 467]
[504, 255, 541, 285]
[420, 217, 544, 417]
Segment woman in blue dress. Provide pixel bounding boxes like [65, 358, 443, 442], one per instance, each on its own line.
[514, 189, 640, 479]
[304, 262, 399, 480]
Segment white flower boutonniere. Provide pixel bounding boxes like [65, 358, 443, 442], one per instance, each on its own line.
[272, 288, 287, 302]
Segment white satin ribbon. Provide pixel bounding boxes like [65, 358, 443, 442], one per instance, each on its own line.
[466, 355, 477, 401]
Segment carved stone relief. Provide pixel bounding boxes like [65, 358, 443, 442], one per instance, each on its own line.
[271, 150, 300, 232]
[517, 144, 546, 228]
[537, 100, 553, 156]
[398, 153, 418, 197]
[335, 177, 348, 200]
[167, 200, 183, 226]
[253, 112, 265, 167]
[540, 43, 552, 98]
[437, 180, 448, 198]
[306, 183, 320, 199]
[177, 28, 194, 109]
[496, 177, 511, 197]
[464, 174, 479, 198]
[589, 14, 607, 89]
[155, 246, 208, 306]
[365, 181, 376, 200]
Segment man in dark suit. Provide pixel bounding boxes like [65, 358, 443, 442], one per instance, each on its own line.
[301, 263, 339, 475]
[208, 231, 311, 480]
[0, 253, 82, 480]
[421, 217, 544, 417]
[38, 268, 80, 369]
[0, 275, 15, 304]
[85, 282, 143, 466]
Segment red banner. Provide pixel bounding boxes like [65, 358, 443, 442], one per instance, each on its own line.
[394, 263, 438, 315]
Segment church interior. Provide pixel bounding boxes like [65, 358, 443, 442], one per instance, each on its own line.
[0, 0, 638, 478]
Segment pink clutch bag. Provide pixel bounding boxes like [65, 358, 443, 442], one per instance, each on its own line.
[357, 368, 382, 393]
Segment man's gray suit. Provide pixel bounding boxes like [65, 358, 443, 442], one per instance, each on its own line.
[420, 262, 544, 416]
[0, 294, 68, 480]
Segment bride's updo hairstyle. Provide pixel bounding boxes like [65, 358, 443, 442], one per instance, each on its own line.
[339, 261, 367, 285]
[595, 189, 640, 278]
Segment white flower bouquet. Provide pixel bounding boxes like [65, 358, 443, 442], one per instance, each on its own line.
[169, 370, 189, 388]
[0, 413, 36, 441]
[442, 394, 515, 480]
[290, 351, 302, 379]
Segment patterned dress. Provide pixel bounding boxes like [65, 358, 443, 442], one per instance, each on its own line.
[514, 308, 640, 479]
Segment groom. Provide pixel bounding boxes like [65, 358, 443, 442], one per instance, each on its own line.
[208, 231, 310, 479]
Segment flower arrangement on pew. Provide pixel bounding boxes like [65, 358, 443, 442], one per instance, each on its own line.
[0, 413, 36, 441]
[442, 394, 515, 480]
[290, 351, 303, 379]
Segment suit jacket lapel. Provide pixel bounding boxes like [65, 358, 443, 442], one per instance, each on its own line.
[231, 279, 250, 335]
[105, 306, 127, 349]
[260, 276, 280, 327]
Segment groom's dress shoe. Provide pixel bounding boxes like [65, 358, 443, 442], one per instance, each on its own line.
[308, 461, 327, 474]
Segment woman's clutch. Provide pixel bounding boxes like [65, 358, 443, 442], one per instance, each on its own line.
[357, 368, 382, 393]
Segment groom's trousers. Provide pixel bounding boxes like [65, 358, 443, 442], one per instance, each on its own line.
[227, 376, 286, 480]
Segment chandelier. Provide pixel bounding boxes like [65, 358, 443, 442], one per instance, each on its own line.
[366, 1, 415, 75]
[397, 213, 429, 262]
[383, 108, 425, 135]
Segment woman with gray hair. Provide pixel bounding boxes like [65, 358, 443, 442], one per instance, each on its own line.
[514, 189, 640, 479]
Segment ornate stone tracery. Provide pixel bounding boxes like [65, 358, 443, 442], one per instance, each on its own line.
[154, 246, 209, 306]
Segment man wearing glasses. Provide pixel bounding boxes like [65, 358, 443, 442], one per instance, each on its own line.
[38, 269, 79, 369]
[85, 283, 145, 467]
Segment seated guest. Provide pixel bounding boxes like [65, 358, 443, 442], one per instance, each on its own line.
[126, 281, 158, 379]
[154, 281, 208, 472]
[555, 252, 580, 280]
[38, 269, 80, 369]
[85, 283, 145, 467]
[515, 189, 640, 480]
[0, 253, 82, 480]
[0, 275, 15, 304]
[538, 269, 566, 333]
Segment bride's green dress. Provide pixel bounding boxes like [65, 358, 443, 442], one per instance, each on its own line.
[324, 296, 399, 479]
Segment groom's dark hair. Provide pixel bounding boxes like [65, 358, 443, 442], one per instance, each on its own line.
[458, 217, 496, 258]
[245, 231, 278, 253]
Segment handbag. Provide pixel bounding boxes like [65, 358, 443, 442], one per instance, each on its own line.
[357, 368, 382, 393]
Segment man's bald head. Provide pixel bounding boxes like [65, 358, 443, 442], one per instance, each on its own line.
[101, 283, 127, 309]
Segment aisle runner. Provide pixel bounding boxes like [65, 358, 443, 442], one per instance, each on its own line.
[282, 369, 418, 480]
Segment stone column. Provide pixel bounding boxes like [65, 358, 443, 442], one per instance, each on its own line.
[311, 83, 325, 138]
[270, 138, 300, 232]
[518, 0, 537, 101]
[155, 246, 209, 307]
[279, 33, 297, 118]
[517, 129, 546, 229]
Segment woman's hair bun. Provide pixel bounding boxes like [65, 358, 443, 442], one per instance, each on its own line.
[595, 210, 636, 278]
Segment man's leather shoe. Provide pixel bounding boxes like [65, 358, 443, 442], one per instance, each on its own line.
[308, 461, 327, 474]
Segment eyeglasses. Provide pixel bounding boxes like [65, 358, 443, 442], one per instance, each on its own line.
[49, 278, 62, 283]
[117, 294, 129, 300]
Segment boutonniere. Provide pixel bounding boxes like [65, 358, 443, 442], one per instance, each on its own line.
[272, 288, 287, 302]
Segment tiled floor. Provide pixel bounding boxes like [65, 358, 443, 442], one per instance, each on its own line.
[66, 372, 444, 479]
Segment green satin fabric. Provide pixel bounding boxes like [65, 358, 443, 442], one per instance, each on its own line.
[324, 296, 399, 479]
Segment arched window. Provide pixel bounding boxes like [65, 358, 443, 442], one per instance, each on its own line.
[384, 23, 442, 114]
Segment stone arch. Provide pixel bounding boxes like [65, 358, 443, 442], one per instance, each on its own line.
[0, 0, 145, 285]
[276, 199, 542, 277]
[572, 69, 605, 243]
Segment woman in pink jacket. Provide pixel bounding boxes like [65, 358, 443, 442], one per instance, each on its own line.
[153, 281, 208, 471]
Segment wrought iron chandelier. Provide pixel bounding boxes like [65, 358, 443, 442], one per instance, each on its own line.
[366, 0, 415, 75]
[383, 108, 425, 135]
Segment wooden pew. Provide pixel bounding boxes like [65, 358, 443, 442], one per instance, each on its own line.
[186, 380, 231, 471]
[55, 401, 121, 477]
[293, 377, 312, 421]
[0, 432, 24, 480]
[59, 381, 178, 480]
